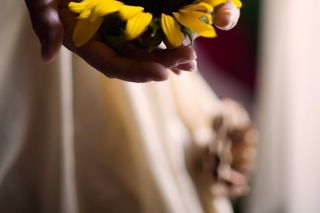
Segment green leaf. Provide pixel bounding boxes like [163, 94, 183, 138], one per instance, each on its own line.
[103, 34, 127, 48]
[181, 26, 193, 46]
[146, 18, 165, 52]
[148, 30, 164, 52]
[149, 18, 161, 37]
[99, 13, 127, 49]
[199, 16, 209, 24]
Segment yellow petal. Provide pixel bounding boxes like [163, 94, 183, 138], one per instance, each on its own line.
[125, 12, 152, 40]
[232, 0, 242, 8]
[161, 14, 184, 48]
[180, 9, 212, 23]
[69, 0, 96, 13]
[90, 0, 123, 21]
[73, 18, 103, 47]
[173, 11, 216, 38]
[182, 2, 213, 13]
[69, 2, 89, 13]
[199, 0, 226, 8]
[78, 8, 92, 19]
[173, 11, 216, 37]
[70, 0, 100, 18]
[119, 5, 144, 20]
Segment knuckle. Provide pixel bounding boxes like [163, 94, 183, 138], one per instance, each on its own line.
[29, 7, 62, 40]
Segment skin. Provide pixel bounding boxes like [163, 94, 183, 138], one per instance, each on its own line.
[25, 0, 240, 82]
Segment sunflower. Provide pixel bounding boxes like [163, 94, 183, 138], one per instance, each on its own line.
[69, 0, 242, 48]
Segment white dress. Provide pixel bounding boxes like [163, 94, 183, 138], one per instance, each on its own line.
[0, 1, 233, 212]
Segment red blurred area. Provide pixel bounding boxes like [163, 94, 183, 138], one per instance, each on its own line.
[195, 26, 257, 93]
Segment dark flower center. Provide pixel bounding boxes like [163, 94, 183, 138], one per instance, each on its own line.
[120, 0, 194, 17]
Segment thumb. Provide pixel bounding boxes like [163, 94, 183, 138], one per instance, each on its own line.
[25, 0, 64, 62]
[214, 0, 241, 31]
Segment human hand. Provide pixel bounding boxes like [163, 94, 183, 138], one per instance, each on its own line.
[25, 0, 240, 82]
[214, 0, 241, 31]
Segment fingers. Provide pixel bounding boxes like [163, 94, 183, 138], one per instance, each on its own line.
[119, 43, 197, 68]
[76, 40, 199, 82]
[174, 60, 198, 72]
[171, 59, 198, 75]
[25, 0, 64, 62]
[214, 1, 240, 31]
[146, 46, 197, 69]
[76, 40, 170, 82]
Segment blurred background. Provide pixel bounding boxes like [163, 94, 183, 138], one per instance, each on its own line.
[195, 0, 320, 212]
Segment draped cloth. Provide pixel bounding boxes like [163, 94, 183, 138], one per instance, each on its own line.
[248, 0, 320, 212]
[0, 1, 233, 213]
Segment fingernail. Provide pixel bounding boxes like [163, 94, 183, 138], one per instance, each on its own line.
[215, 10, 235, 30]
[172, 68, 182, 75]
[176, 60, 198, 72]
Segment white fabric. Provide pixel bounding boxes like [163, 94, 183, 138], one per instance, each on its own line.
[248, 0, 320, 212]
[0, 1, 232, 213]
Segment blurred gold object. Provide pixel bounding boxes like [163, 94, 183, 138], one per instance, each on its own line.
[207, 99, 258, 198]
[186, 99, 258, 212]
